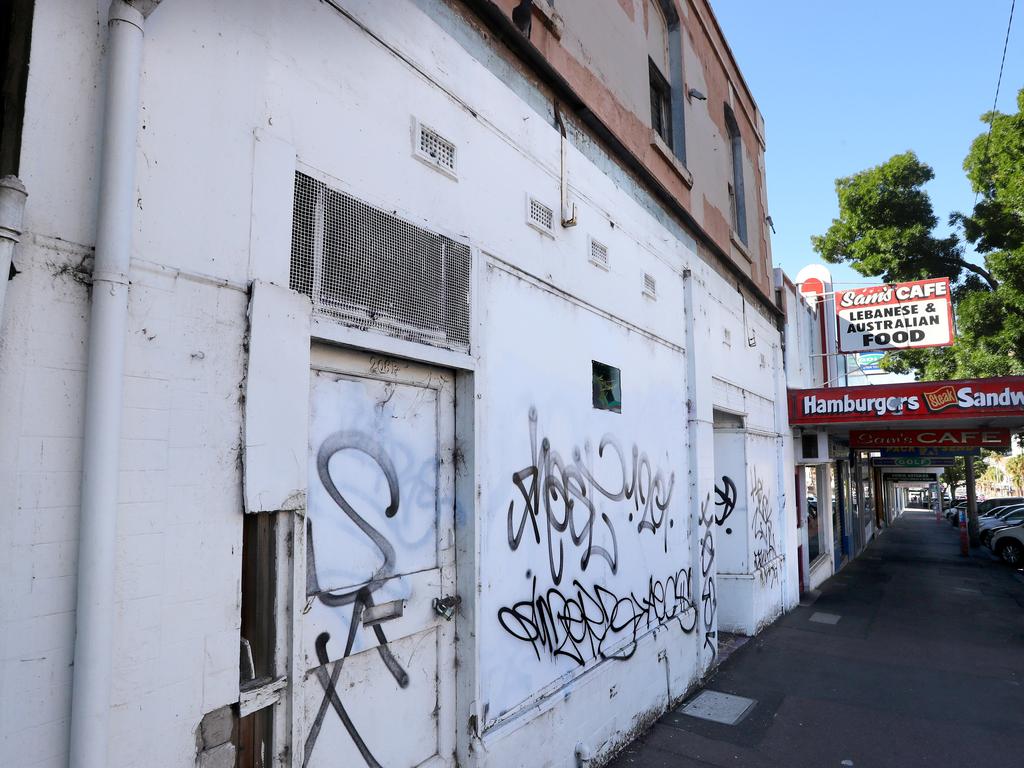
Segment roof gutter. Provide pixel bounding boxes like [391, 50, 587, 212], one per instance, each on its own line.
[457, 0, 783, 320]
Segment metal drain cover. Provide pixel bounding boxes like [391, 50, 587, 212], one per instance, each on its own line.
[679, 690, 756, 725]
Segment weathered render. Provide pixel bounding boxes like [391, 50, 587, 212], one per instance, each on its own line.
[0, 1, 798, 766]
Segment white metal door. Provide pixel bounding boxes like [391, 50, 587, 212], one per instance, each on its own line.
[300, 346, 456, 768]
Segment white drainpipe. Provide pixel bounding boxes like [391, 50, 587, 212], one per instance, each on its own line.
[69, 2, 144, 766]
[0, 176, 28, 321]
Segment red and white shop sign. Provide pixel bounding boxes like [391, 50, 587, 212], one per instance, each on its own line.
[836, 277, 954, 354]
[849, 429, 1010, 449]
[788, 376, 1024, 425]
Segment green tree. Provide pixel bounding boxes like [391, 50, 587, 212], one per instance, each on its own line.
[1007, 455, 1024, 495]
[978, 463, 1005, 492]
[942, 457, 966, 500]
[812, 88, 1024, 380]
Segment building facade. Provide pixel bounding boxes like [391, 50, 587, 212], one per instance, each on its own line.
[0, 1, 799, 766]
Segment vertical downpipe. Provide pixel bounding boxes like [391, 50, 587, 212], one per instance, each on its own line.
[554, 105, 577, 227]
[0, 176, 28, 322]
[683, 270, 715, 671]
[69, 3, 144, 766]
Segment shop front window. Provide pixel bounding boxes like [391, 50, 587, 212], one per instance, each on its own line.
[805, 466, 825, 561]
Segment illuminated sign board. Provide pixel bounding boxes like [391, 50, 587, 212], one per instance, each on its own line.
[788, 376, 1024, 425]
[880, 447, 980, 458]
[872, 457, 955, 467]
[882, 472, 940, 482]
[855, 352, 885, 375]
[836, 277, 953, 354]
[849, 429, 1010, 449]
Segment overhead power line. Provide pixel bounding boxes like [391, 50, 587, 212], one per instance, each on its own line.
[976, 0, 1017, 202]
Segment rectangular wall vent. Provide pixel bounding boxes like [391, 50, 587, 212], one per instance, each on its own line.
[290, 171, 471, 353]
[412, 119, 457, 179]
[526, 195, 555, 236]
[588, 237, 609, 269]
[643, 272, 657, 299]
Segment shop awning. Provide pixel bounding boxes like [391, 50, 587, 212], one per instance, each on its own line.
[787, 376, 1024, 437]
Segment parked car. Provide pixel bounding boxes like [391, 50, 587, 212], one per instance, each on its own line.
[989, 523, 1024, 566]
[979, 497, 1024, 514]
[979, 504, 1024, 526]
[953, 497, 1024, 527]
[979, 505, 1024, 546]
[945, 500, 966, 521]
[806, 495, 818, 519]
[980, 504, 1019, 519]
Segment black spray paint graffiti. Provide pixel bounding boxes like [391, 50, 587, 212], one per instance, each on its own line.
[497, 568, 697, 666]
[507, 408, 676, 585]
[303, 431, 409, 768]
[713, 475, 738, 532]
[750, 467, 780, 588]
[698, 494, 717, 659]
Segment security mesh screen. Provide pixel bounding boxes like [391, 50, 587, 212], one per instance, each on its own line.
[290, 172, 471, 352]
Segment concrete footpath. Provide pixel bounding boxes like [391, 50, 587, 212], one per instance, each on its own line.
[607, 510, 1024, 768]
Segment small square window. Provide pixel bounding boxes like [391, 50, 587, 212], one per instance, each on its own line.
[802, 433, 820, 459]
[592, 361, 622, 413]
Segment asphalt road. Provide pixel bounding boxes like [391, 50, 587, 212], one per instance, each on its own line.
[607, 509, 1024, 768]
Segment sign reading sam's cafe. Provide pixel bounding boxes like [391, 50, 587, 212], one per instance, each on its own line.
[836, 277, 954, 354]
[850, 429, 1010, 449]
[788, 376, 1024, 425]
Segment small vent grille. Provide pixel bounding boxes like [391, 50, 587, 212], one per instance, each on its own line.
[527, 195, 555, 235]
[413, 120, 457, 178]
[643, 273, 657, 299]
[588, 237, 609, 269]
[290, 171, 471, 352]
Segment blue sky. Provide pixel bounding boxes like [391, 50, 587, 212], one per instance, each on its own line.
[711, 0, 1023, 289]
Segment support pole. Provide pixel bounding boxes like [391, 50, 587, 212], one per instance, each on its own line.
[962, 457, 977, 556]
[966, 456, 980, 548]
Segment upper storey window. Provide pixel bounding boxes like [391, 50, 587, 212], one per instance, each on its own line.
[645, 0, 685, 164]
[647, 0, 671, 79]
[725, 105, 748, 245]
[649, 61, 672, 149]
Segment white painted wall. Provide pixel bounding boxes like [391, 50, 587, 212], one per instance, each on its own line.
[0, 1, 796, 766]
[779, 273, 838, 593]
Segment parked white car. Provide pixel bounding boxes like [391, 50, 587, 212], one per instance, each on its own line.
[989, 523, 1024, 566]
[979, 506, 1024, 546]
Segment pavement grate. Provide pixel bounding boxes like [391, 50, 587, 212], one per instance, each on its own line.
[678, 690, 756, 725]
[809, 611, 842, 625]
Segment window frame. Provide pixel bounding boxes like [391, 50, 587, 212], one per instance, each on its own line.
[649, 58, 673, 150]
[644, 0, 687, 166]
[237, 510, 296, 767]
[724, 105, 748, 245]
[592, 360, 623, 413]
